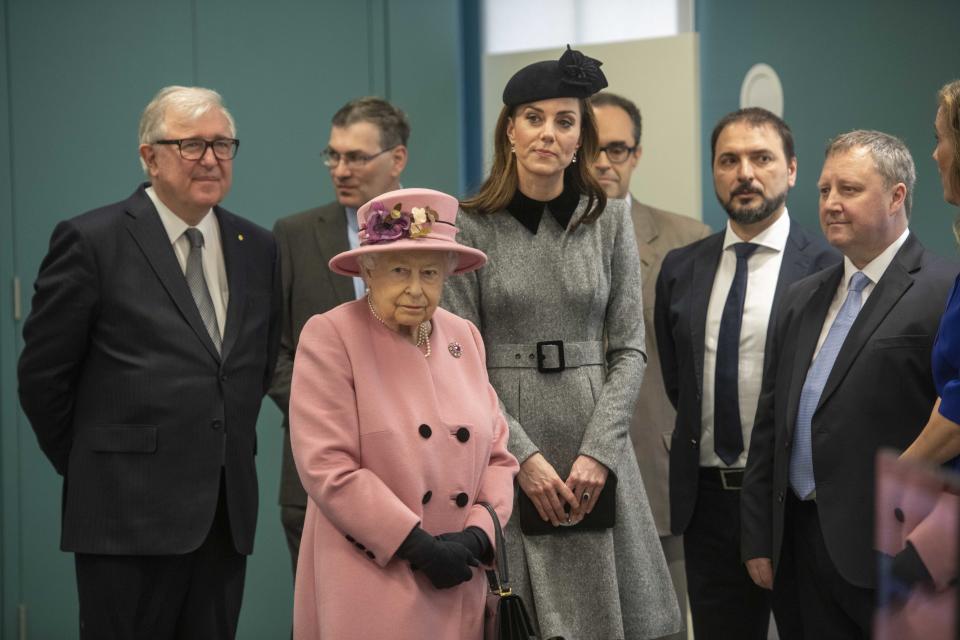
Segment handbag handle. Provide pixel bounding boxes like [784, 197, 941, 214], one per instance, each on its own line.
[479, 502, 510, 593]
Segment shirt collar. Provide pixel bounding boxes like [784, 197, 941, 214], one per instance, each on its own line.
[507, 174, 581, 234]
[345, 206, 359, 234]
[842, 227, 910, 287]
[721, 207, 791, 253]
[146, 185, 215, 245]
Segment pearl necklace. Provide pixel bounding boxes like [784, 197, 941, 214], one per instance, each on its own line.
[367, 294, 431, 358]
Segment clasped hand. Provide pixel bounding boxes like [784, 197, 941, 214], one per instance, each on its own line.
[518, 452, 608, 526]
[398, 526, 488, 589]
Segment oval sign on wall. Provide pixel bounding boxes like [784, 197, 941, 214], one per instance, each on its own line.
[740, 63, 784, 117]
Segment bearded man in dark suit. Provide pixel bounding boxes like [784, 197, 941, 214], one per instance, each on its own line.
[655, 108, 838, 639]
[18, 85, 281, 638]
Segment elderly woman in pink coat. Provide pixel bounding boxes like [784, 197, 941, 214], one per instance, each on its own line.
[288, 187, 519, 640]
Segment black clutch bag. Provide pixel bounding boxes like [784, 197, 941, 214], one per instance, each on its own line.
[517, 474, 617, 536]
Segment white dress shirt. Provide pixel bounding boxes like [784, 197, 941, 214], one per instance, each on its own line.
[700, 210, 791, 468]
[146, 186, 229, 337]
[812, 228, 910, 358]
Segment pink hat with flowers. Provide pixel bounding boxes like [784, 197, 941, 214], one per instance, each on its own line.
[328, 188, 488, 277]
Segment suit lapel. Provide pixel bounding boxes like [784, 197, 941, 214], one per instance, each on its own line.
[771, 226, 813, 319]
[314, 204, 355, 302]
[124, 187, 221, 362]
[632, 201, 660, 297]
[690, 234, 724, 393]
[784, 266, 841, 440]
[816, 236, 921, 412]
[218, 208, 246, 362]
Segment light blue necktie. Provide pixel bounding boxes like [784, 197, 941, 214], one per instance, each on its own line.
[789, 271, 870, 499]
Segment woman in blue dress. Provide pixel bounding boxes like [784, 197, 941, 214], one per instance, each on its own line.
[902, 79, 960, 464]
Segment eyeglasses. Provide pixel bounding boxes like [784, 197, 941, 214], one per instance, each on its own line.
[322, 146, 397, 170]
[154, 138, 240, 160]
[598, 143, 638, 164]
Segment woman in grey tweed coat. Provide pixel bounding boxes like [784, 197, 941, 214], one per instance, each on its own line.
[443, 47, 681, 640]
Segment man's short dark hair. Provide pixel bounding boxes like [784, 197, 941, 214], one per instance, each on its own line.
[591, 91, 642, 145]
[710, 107, 795, 163]
[331, 97, 411, 149]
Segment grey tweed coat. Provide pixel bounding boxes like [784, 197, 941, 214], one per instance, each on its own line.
[442, 196, 682, 640]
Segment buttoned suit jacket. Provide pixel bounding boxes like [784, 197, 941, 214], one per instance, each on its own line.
[629, 198, 710, 536]
[17, 183, 281, 555]
[655, 219, 839, 536]
[740, 234, 958, 588]
[268, 201, 355, 507]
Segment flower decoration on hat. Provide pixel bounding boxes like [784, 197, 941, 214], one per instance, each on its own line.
[559, 45, 606, 93]
[361, 201, 439, 244]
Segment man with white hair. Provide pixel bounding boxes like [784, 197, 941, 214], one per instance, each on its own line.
[18, 85, 280, 638]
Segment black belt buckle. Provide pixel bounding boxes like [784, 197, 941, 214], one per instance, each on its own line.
[536, 340, 565, 373]
[720, 468, 744, 490]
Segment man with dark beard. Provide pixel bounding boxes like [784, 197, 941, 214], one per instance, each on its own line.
[654, 108, 838, 639]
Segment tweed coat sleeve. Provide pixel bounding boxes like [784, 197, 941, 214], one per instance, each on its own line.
[578, 200, 647, 471]
[442, 211, 541, 463]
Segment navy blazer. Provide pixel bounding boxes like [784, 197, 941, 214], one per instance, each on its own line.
[741, 234, 958, 587]
[654, 219, 839, 536]
[18, 184, 281, 555]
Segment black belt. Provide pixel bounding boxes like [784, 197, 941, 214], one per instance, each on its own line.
[699, 467, 745, 490]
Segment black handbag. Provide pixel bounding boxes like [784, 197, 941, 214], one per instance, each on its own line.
[517, 473, 617, 536]
[480, 502, 539, 640]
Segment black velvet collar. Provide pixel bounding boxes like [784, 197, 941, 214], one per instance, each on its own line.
[506, 177, 580, 234]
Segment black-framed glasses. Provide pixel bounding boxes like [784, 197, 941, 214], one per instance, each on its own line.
[322, 146, 397, 170]
[154, 138, 240, 160]
[598, 143, 638, 164]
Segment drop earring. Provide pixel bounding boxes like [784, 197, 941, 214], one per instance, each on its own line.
[510, 143, 516, 154]
[571, 151, 578, 164]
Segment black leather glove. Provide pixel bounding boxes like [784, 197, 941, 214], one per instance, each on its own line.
[437, 526, 492, 564]
[891, 541, 934, 589]
[396, 526, 478, 589]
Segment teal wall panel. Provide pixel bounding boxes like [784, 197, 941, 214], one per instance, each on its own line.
[697, 0, 960, 258]
[385, 0, 463, 195]
[1, 1, 18, 637]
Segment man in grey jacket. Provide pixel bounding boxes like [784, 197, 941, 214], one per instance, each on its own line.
[269, 97, 409, 576]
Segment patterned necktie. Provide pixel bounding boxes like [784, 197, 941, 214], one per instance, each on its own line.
[184, 228, 222, 354]
[714, 242, 759, 465]
[789, 271, 870, 499]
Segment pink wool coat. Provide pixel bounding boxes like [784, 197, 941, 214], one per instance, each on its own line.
[289, 300, 519, 640]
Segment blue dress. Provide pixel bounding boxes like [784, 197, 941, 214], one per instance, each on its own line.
[932, 275, 960, 469]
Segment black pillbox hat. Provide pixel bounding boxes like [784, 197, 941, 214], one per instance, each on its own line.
[502, 45, 608, 107]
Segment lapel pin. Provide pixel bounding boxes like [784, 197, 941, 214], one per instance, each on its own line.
[448, 342, 462, 358]
[238, 233, 244, 241]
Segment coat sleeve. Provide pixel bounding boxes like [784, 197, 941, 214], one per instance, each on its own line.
[579, 201, 646, 472]
[267, 218, 294, 418]
[17, 219, 100, 475]
[905, 491, 960, 590]
[654, 252, 680, 410]
[289, 314, 420, 568]
[442, 211, 541, 464]
[462, 321, 520, 552]
[741, 291, 790, 561]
